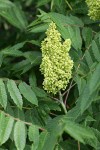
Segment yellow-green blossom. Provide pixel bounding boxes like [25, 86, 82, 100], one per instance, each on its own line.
[40, 22, 73, 94]
[86, 0, 100, 21]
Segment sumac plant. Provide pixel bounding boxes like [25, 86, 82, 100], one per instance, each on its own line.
[0, 0, 100, 150]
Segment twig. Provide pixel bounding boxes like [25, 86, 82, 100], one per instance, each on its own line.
[64, 79, 74, 106]
[63, 83, 76, 96]
[50, 112, 57, 116]
[63, 43, 92, 106]
[0, 110, 45, 131]
[49, 96, 60, 102]
[59, 91, 67, 114]
[65, 0, 73, 10]
[0, 110, 32, 125]
[11, 105, 33, 110]
[78, 141, 80, 150]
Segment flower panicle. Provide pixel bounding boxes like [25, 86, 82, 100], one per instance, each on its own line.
[40, 22, 73, 94]
[86, 0, 100, 21]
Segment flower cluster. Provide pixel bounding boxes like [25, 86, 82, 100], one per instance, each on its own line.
[86, 0, 100, 21]
[40, 22, 73, 94]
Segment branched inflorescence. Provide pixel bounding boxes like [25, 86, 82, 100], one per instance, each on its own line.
[86, 0, 100, 21]
[40, 22, 73, 94]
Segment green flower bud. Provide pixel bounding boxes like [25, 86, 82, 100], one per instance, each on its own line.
[40, 22, 73, 94]
[86, 0, 100, 21]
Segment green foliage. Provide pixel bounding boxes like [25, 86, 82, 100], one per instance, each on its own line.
[0, 112, 14, 145]
[19, 82, 38, 106]
[14, 121, 26, 150]
[28, 125, 39, 149]
[7, 80, 23, 109]
[0, 0, 100, 149]
[0, 0, 28, 30]
[0, 79, 7, 109]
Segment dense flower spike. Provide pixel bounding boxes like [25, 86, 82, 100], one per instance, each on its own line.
[40, 22, 73, 94]
[86, 0, 100, 21]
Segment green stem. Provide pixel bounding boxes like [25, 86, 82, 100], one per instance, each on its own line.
[59, 91, 67, 114]
[65, 0, 73, 10]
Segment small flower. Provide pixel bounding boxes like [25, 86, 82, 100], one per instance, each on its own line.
[86, 0, 100, 21]
[40, 22, 73, 94]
